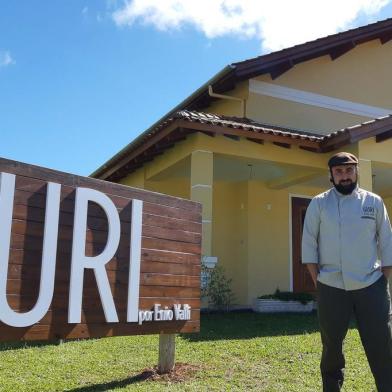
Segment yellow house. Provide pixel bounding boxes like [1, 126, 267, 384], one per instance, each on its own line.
[92, 18, 392, 308]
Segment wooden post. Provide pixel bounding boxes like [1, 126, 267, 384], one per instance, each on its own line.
[158, 333, 175, 374]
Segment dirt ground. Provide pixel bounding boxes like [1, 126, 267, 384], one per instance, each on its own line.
[137, 362, 201, 383]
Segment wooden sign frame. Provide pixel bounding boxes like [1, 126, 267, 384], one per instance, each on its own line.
[0, 157, 201, 341]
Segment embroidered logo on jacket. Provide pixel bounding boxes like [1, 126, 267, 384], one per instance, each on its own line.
[361, 206, 376, 220]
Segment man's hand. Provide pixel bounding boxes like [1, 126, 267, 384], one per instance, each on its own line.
[306, 263, 319, 287]
[382, 266, 392, 279]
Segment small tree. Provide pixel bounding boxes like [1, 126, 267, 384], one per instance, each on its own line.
[202, 264, 234, 311]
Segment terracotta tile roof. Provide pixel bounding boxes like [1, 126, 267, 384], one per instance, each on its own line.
[172, 110, 324, 141]
[325, 114, 392, 143]
[163, 111, 392, 146]
[186, 18, 392, 110]
[119, 110, 324, 157]
[233, 17, 392, 74]
[92, 110, 392, 181]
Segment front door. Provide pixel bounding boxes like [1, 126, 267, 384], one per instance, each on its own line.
[291, 197, 314, 293]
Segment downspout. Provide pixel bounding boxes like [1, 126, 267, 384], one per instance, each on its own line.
[208, 85, 246, 117]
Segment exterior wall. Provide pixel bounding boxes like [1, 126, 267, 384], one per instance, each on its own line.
[212, 177, 326, 307]
[212, 180, 248, 306]
[246, 94, 366, 133]
[247, 181, 290, 302]
[145, 178, 190, 199]
[358, 138, 392, 165]
[384, 197, 392, 217]
[207, 39, 392, 134]
[246, 182, 325, 305]
[120, 167, 145, 188]
[117, 133, 392, 307]
[256, 40, 392, 109]
[116, 132, 334, 307]
[247, 40, 392, 132]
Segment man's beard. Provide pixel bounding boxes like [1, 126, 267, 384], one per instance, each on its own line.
[332, 178, 357, 195]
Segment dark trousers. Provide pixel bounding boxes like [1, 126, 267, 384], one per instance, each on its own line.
[317, 276, 392, 392]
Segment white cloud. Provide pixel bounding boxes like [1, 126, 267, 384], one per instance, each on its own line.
[112, 0, 390, 52]
[0, 51, 15, 67]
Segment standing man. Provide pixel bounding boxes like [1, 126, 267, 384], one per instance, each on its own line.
[302, 152, 392, 392]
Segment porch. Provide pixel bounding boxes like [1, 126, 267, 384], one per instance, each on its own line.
[119, 127, 392, 308]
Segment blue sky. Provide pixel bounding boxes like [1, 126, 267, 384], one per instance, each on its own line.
[1, 0, 392, 176]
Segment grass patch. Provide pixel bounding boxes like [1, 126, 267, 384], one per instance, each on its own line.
[0, 312, 375, 391]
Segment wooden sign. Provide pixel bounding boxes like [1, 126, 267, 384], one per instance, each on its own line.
[0, 157, 201, 341]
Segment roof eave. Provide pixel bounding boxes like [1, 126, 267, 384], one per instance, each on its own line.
[233, 18, 392, 81]
[100, 117, 325, 182]
[91, 65, 235, 179]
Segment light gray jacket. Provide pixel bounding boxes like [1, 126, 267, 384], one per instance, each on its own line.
[302, 187, 392, 290]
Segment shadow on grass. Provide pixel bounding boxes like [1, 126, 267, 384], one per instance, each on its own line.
[182, 311, 357, 342]
[64, 371, 154, 392]
[0, 340, 62, 352]
[0, 312, 357, 353]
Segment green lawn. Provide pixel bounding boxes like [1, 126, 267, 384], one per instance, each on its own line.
[0, 312, 375, 391]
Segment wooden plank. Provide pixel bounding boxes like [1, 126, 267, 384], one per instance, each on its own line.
[269, 60, 293, 79]
[11, 218, 201, 244]
[141, 274, 200, 287]
[141, 286, 200, 298]
[246, 137, 264, 145]
[329, 41, 356, 60]
[143, 214, 201, 233]
[0, 320, 200, 341]
[177, 119, 320, 148]
[8, 248, 200, 267]
[5, 162, 201, 212]
[12, 204, 201, 234]
[141, 261, 200, 276]
[158, 334, 176, 373]
[143, 201, 201, 222]
[141, 249, 200, 264]
[380, 32, 392, 44]
[142, 225, 201, 244]
[142, 237, 201, 255]
[9, 233, 201, 256]
[5, 294, 200, 312]
[376, 129, 392, 143]
[6, 260, 200, 282]
[6, 270, 200, 292]
[0, 304, 201, 325]
[0, 157, 201, 341]
[273, 142, 291, 149]
[13, 187, 202, 223]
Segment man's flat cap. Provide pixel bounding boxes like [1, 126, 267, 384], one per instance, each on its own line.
[328, 152, 359, 168]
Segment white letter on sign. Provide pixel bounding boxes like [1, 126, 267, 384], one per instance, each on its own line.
[0, 172, 61, 327]
[127, 199, 143, 322]
[68, 188, 120, 323]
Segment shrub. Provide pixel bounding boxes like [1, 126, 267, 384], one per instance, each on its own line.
[257, 289, 314, 305]
[201, 264, 234, 311]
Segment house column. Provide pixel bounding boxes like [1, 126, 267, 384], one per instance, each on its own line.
[190, 150, 215, 262]
[359, 159, 373, 191]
